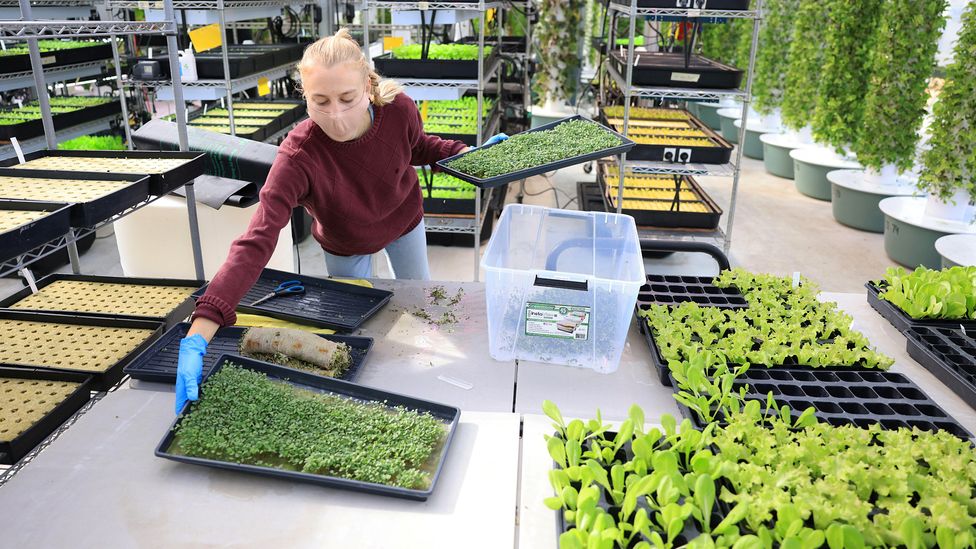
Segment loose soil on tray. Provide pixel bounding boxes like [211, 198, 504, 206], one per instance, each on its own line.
[9, 280, 195, 318]
[0, 320, 155, 372]
[0, 377, 82, 441]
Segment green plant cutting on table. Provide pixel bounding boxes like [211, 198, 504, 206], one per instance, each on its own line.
[877, 266, 976, 320]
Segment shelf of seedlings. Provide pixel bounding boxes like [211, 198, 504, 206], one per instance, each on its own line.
[418, 168, 484, 215]
[599, 105, 733, 164]
[129, 43, 303, 81]
[0, 40, 112, 77]
[163, 99, 305, 142]
[421, 96, 497, 146]
[0, 97, 122, 142]
[372, 43, 500, 80]
[598, 161, 722, 230]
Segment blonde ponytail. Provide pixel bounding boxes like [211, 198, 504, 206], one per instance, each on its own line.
[298, 27, 403, 107]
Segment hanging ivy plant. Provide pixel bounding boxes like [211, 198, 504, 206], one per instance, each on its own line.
[780, 0, 830, 130]
[811, 0, 885, 150]
[751, 0, 800, 115]
[854, 0, 948, 173]
[533, 0, 585, 106]
[919, 2, 976, 203]
[699, 18, 751, 68]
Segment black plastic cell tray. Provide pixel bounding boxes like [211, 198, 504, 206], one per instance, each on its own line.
[437, 115, 636, 188]
[0, 311, 163, 391]
[194, 114, 283, 135]
[605, 175, 723, 229]
[459, 35, 526, 53]
[0, 369, 92, 464]
[423, 195, 477, 215]
[0, 150, 206, 197]
[124, 323, 373, 384]
[0, 101, 123, 141]
[193, 53, 257, 79]
[670, 368, 972, 439]
[601, 111, 734, 164]
[0, 42, 113, 75]
[0, 274, 204, 328]
[906, 326, 976, 411]
[156, 354, 460, 501]
[193, 268, 393, 332]
[866, 281, 976, 332]
[0, 168, 150, 228]
[372, 51, 494, 79]
[188, 121, 268, 142]
[609, 0, 750, 8]
[636, 274, 748, 311]
[577, 180, 608, 212]
[0, 200, 71, 264]
[610, 51, 743, 89]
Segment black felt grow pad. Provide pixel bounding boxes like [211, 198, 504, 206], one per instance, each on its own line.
[636, 274, 748, 311]
[193, 268, 393, 332]
[0, 369, 92, 464]
[0, 150, 206, 197]
[436, 115, 635, 188]
[0, 200, 71, 264]
[0, 274, 204, 328]
[671, 368, 972, 439]
[156, 354, 460, 500]
[865, 281, 976, 333]
[0, 169, 150, 228]
[906, 326, 976, 412]
[124, 323, 373, 384]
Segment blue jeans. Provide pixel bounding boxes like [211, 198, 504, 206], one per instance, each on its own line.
[323, 219, 431, 280]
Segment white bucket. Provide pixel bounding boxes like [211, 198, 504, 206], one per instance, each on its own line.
[924, 188, 976, 223]
[864, 164, 901, 186]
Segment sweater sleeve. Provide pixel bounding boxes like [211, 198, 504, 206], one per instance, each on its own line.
[406, 97, 468, 168]
[192, 150, 311, 327]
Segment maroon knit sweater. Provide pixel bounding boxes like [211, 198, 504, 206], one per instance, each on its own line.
[193, 92, 467, 327]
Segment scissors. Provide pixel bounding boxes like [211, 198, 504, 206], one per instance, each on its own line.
[250, 280, 305, 306]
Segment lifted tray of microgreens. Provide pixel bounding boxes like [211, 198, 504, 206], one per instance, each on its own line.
[156, 354, 460, 501]
[436, 115, 635, 188]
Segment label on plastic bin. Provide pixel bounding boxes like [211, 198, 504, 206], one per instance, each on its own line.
[671, 72, 701, 83]
[524, 303, 590, 340]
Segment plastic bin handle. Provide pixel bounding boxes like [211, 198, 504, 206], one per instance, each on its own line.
[534, 275, 588, 292]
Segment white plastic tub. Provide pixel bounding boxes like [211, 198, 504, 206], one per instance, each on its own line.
[481, 205, 645, 373]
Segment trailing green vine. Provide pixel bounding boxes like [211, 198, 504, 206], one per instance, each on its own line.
[919, 1, 976, 203]
[780, 0, 830, 130]
[854, 0, 948, 172]
[811, 0, 885, 151]
[751, 0, 800, 116]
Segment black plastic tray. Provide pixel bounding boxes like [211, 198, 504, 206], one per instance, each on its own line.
[601, 110, 733, 164]
[188, 121, 268, 142]
[577, 180, 608, 212]
[0, 101, 123, 141]
[423, 194, 478, 215]
[0, 42, 113, 75]
[0, 311, 163, 391]
[156, 354, 460, 500]
[609, 0, 750, 8]
[636, 274, 748, 312]
[671, 368, 972, 439]
[194, 53, 257, 79]
[0, 150, 206, 197]
[0, 274, 204, 328]
[0, 168, 150, 227]
[125, 323, 373, 384]
[866, 280, 976, 332]
[0, 200, 71, 263]
[231, 99, 305, 125]
[437, 115, 635, 188]
[906, 325, 976, 411]
[610, 51, 743, 89]
[0, 368, 93, 464]
[194, 113, 283, 135]
[605, 175, 723, 229]
[459, 35, 527, 53]
[193, 268, 393, 332]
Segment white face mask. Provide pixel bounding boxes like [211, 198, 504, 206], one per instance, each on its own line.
[307, 88, 370, 141]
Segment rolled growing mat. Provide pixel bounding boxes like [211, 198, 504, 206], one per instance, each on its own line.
[240, 326, 352, 375]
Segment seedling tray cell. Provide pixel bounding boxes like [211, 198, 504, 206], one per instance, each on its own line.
[155, 354, 460, 501]
[0, 369, 92, 464]
[436, 115, 635, 188]
[0, 200, 71, 263]
[670, 368, 972, 439]
[906, 326, 976, 411]
[0, 274, 204, 328]
[0, 169, 150, 228]
[0, 150, 206, 197]
[636, 274, 748, 311]
[610, 51, 743, 89]
[193, 268, 393, 332]
[609, 0, 750, 8]
[866, 281, 976, 332]
[0, 312, 162, 391]
[125, 323, 373, 384]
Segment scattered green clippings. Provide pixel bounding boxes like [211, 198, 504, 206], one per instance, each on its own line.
[172, 364, 446, 489]
[444, 119, 621, 179]
[876, 265, 976, 320]
[429, 286, 449, 305]
[391, 43, 492, 60]
[410, 286, 466, 327]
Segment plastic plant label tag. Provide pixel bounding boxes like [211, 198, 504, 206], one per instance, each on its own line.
[9, 137, 24, 164]
[41, 55, 56, 65]
[671, 72, 701, 83]
[257, 77, 271, 96]
[792, 272, 801, 288]
[525, 303, 590, 340]
[189, 24, 222, 53]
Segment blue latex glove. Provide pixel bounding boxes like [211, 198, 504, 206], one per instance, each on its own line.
[481, 133, 508, 148]
[175, 334, 207, 415]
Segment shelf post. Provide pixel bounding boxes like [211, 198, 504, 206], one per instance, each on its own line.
[18, 0, 56, 151]
[110, 34, 134, 150]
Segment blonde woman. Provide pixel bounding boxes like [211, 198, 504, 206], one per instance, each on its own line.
[174, 29, 507, 413]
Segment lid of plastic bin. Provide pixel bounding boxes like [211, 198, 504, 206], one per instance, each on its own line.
[481, 204, 646, 284]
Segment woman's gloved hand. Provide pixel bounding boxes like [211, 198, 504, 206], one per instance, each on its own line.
[482, 133, 508, 147]
[175, 334, 208, 414]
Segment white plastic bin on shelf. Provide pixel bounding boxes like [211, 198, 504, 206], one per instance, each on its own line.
[481, 205, 645, 373]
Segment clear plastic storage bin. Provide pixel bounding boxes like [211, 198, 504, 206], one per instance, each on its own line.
[481, 204, 646, 373]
